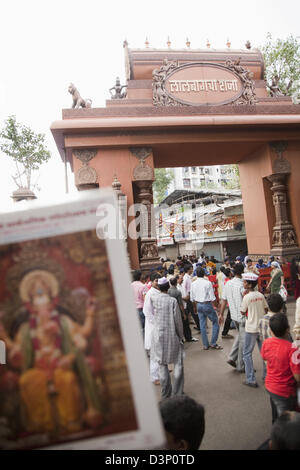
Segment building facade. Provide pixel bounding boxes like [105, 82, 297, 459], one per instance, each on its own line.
[168, 165, 236, 192]
[156, 188, 247, 262]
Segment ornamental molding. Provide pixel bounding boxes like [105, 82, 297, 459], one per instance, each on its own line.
[75, 166, 98, 186]
[129, 147, 152, 161]
[224, 59, 257, 105]
[73, 149, 97, 164]
[140, 240, 159, 260]
[131, 148, 154, 182]
[270, 142, 291, 175]
[133, 162, 154, 182]
[73, 149, 98, 186]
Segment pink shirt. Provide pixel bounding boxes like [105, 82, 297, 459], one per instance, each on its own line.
[131, 281, 146, 309]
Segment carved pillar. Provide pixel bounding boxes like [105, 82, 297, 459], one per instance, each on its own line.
[112, 175, 132, 268]
[130, 147, 160, 270]
[73, 149, 99, 190]
[267, 142, 300, 260]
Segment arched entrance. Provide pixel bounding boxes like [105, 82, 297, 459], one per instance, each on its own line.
[51, 45, 300, 269]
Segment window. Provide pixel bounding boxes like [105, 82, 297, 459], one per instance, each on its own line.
[183, 178, 191, 188]
[191, 167, 197, 175]
[182, 167, 190, 176]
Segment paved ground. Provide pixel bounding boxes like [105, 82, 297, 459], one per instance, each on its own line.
[153, 299, 297, 450]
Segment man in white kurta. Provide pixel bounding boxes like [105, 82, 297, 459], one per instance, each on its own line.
[151, 278, 184, 399]
[143, 273, 161, 383]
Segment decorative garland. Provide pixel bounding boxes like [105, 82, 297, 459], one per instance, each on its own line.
[158, 215, 238, 237]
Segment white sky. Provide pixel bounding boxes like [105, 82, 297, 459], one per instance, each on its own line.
[0, 0, 299, 212]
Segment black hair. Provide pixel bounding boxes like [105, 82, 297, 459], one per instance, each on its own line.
[220, 266, 226, 273]
[271, 412, 300, 450]
[246, 259, 252, 264]
[267, 294, 284, 313]
[159, 282, 170, 293]
[224, 268, 232, 278]
[168, 267, 175, 275]
[169, 277, 178, 287]
[141, 272, 149, 281]
[184, 264, 193, 273]
[245, 279, 258, 289]
[159, 396, 205, 450]
[211, 268, 217, 275]
[291, 256, 300, 281]
[196, 267, 205, 278]
[258, 258, 264, 265]
[233, 264, 244, 276]
[132, 270, 142, 282]
[150, 272, 161, 282]
[269, 313, 289, 338]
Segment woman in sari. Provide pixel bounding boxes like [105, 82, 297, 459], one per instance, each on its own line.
[267, 262, 286, 313]
[291, 257, 300, 301]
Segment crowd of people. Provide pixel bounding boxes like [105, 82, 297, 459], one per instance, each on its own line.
[131, 252, 300, 449]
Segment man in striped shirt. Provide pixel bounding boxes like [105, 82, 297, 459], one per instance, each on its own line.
[219, 263, 245, 372]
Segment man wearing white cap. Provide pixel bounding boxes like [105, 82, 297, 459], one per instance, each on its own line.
[151, 277, 185, 399]
[241, 272, 268, 388]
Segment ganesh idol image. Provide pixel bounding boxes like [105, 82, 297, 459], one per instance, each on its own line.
[0, 269, 103, 440]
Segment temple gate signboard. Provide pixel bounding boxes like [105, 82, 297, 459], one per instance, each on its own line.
[153, 60, 257, 106]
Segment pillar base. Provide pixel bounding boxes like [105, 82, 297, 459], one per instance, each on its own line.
[139, 239, 160, 271]
[77, 183, 99, 191]
[270, 246, 300, 262]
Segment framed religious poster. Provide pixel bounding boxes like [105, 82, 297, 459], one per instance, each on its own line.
[0, 189, 165, 450]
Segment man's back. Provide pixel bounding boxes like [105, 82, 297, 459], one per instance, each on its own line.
[151, 294, 183, 364]
[222, 277, 244, 322]
[168, 286, 182, 304]
[131, 280, 146, 309]
[261, 337, 300, 397]
[241, 291, 268, 333]
[190, 277, 215, 303]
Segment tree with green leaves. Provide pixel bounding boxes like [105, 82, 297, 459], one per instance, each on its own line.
[222, 164, 240, 190]
[262, 33, 300, 98]
[0, 115, 51, 193]
[153, 168, 174, 205]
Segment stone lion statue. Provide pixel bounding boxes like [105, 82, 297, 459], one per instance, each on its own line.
[68, 83, 92, 109]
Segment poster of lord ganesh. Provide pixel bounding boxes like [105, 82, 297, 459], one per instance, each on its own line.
[0, 191, 164, 450]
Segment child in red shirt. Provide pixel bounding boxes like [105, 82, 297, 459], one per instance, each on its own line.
[261, 313, 300, 423]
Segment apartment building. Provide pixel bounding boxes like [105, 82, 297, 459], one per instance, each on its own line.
[168, 165, 236, 192]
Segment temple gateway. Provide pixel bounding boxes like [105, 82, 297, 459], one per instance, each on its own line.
[51, 43, 300, 270]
